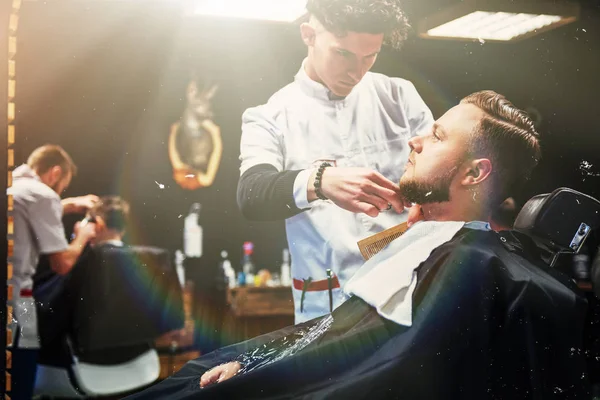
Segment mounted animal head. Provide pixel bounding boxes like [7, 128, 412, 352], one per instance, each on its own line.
[185, 80, 218, 120]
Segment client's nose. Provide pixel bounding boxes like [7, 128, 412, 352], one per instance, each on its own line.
[408, 136, 422, 153]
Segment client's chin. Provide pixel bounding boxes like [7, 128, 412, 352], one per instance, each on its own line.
[399, 178, 451, 205]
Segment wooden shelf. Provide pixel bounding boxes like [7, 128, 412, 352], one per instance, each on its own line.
[225, 286, 295, 342]
[227, 286, 294, 317]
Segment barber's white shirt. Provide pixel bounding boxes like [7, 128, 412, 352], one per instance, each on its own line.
[8, 164, 69, 348]
[240, 59, 434, 323]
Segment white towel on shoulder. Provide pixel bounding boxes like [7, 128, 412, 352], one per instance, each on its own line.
[344, 220, 465, 327]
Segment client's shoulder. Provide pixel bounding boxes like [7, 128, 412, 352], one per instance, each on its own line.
[448, 228, 580, 296]
[438, 228, 501, 259]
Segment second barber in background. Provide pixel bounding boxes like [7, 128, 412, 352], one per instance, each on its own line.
[237, 0, 434, 323]
[8, 144, 98, 399]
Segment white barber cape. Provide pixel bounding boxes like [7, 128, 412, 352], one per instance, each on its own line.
[345, 220, 490, 327]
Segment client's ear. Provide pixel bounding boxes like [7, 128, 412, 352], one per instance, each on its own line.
[300, 22, 316, 46]
[461, 158, 492, 186]
[94, 216, 107, 233]
[49, 165, 64, 183]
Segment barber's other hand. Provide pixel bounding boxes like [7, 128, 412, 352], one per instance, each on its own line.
[73, 220, 97, 242]
[310, 167, 410, 218]
[200, 362, 241, 388]
[62, 195, 100, 215]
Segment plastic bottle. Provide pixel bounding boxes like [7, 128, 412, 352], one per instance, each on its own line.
[221, 250, 236, 289]
[174, 249, 186, 287]
[183, 203, 203, 258]
[237, 271, 246, 286]
[280, 248, 291, 287]
[242, 241, 256, 286]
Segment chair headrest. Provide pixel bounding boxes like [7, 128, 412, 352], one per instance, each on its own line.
[514, 187, 600, 252]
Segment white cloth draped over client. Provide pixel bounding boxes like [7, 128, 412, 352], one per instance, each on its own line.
[345, 220, 490, 327]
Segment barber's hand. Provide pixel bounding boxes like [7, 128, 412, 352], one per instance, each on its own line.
[406, 204, 424, 228]
[73, 220, 97, 242]
[200, 362, 242, 388]
[311, 167, 410, 218]
[62, 195, 99, 215]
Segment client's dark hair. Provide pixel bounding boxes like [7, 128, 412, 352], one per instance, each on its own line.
[306, 0, 411, 50]
[89, 196, 130, 233]
[461, 90, 541, 205]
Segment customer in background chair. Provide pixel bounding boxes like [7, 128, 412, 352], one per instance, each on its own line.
[35, 196, 183, 368]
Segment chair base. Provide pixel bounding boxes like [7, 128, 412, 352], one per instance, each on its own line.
[34, 349, 160, 398]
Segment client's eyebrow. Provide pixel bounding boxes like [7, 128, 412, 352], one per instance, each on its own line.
[433, 123, 448, 139]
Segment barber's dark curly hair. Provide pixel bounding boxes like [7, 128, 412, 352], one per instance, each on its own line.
[305, 0, 411, 50]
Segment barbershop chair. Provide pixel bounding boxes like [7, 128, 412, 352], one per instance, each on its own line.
[513, 187, 600, 396]
[34, 245, 185, 398]
[513, 187, 600, 271]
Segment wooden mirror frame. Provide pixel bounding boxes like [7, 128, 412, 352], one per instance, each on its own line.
[3, 0, 21, 396]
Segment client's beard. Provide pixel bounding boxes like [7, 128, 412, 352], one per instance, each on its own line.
[399, 166, 458, 204]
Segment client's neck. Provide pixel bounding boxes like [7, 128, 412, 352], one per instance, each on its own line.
[420, 197, 490, 224]
[95, 230, 123, 244]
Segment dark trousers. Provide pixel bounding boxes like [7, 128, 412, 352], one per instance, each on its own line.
[9, 327, 39, 400]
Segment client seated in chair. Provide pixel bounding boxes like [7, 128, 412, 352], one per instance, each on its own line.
[34, 196, 184, 396]
[126, 90, 590, 400]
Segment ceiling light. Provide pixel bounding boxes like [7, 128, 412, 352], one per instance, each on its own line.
[419, 1, 579, 42]
[193, 0, 306, 23]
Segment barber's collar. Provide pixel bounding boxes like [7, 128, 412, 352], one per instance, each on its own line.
[294, 58, 359, 103]
[12, 164, 42, 182]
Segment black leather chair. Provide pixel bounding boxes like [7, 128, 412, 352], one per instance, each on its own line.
[34, 244, 184, 398]
[513, 187, 600, 393]
[514, 187, 600, 267]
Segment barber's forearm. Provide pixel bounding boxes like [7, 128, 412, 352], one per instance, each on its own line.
[237, 164, 305, 221]
[49, 236, 88, 275]
[61, 199, 76, 215]
[61, 195, 99, 215]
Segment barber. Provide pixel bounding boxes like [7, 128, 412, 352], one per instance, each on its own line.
[237, 0, 434, 323]
[8, 145, 97, 399]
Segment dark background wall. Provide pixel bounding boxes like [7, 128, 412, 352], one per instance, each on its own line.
[12, 0, 600, 272]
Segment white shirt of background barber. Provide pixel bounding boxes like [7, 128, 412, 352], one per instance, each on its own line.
[240, 60, 434, 323]
[7, 164, 69, 348]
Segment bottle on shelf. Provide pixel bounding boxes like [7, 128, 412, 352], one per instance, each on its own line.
[183, 203, 203, 258]
[174, 249, 186, 287]
[242, 241, 256, 286]
[237, 270, 246, 287]
[220, 250, 236, 289]
[280, 248, 291, 287]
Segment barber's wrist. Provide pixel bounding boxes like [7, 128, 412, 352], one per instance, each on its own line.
[307, 169, 318, 202]
[312, 162, 332, 201]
